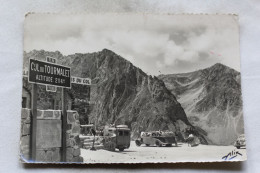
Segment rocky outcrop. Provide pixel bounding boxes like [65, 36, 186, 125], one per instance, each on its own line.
[159, 63, 244, 145]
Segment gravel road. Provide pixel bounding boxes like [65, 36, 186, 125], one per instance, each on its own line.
[80, 141, 246, 163]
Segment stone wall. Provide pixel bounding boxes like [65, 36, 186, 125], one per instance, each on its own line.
[23, 77, 64, 110]
[20, 108, 31, 161]
[20, 108, 83, 163]
[66, 110, 83, 162]
[22, 77, 90, 125]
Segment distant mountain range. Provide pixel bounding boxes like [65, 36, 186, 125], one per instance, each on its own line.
[23, 49, 207, 144]
[158, 63, 244, 145]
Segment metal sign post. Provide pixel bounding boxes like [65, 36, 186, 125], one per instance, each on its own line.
[30, 83, 38, 161]
[61, 88, 67, 162]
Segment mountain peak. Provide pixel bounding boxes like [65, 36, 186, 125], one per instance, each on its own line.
[210, 63, 228, 69]
[208, 63, 238, 73]
[212, 63, 225, 67]
[101, 48, 116, 54]
[99, 48, 129, 63]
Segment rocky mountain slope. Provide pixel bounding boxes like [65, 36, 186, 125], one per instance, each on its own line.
[159, 63, 244, 145]
[23, 49, 207, 143]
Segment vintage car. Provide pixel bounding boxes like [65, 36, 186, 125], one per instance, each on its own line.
[103, 125, 131, 151]
[80, 124, 131, 151]
[234, 134, 246, 149]
[135, 131, 177, 147]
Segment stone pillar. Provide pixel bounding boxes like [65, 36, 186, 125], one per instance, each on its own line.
[66, 110, 83, 162]
[35, 110, 62, 162]
[20, 108, 31, 161]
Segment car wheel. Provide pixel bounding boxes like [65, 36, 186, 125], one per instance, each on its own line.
[119, 148, 124, 151]
[135, 140, 141, 146]
[146, 144, 150, 146]
[156, 140, 162, 147]
[236, 146, 240, 149]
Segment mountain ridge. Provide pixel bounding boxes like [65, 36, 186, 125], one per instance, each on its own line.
[158, 62, 244, 145]
[23, 49, 207, 144]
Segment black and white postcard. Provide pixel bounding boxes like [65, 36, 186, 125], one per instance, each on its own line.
[20, 13, 246, 163]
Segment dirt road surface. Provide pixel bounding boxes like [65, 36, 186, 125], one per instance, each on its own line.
[80, 141, 247, 163]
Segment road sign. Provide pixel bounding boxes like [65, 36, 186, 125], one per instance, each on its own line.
[29, 59, 71, 88]
[23, 70, 28, 77]
[46, 85, 57, 92]
[71, 76, 91, 85]
[46, 56, 57, 64]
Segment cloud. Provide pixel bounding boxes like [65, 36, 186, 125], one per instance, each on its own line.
[24, 14, 240, 75]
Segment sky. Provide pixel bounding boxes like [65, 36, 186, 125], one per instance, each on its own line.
[24, 13, 241, 75]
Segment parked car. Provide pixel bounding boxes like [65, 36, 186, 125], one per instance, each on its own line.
[234, 134, 246, 149]
[103, 125, 131, 151]
[135, 131, 177, 147]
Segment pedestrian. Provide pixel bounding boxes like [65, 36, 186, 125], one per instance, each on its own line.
[187, 133, 194, 147]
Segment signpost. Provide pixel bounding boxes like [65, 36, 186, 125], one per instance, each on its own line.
[28, 58, 71, 162]
[29, 59, 71, 88]
[28, 57, 91, 162]
[46, 85, 57, 92]
[71, 76, 91, 85]
[30, 83, 37, 161]
[61, 87, 67, 162]
[46, 56, 57, 64]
